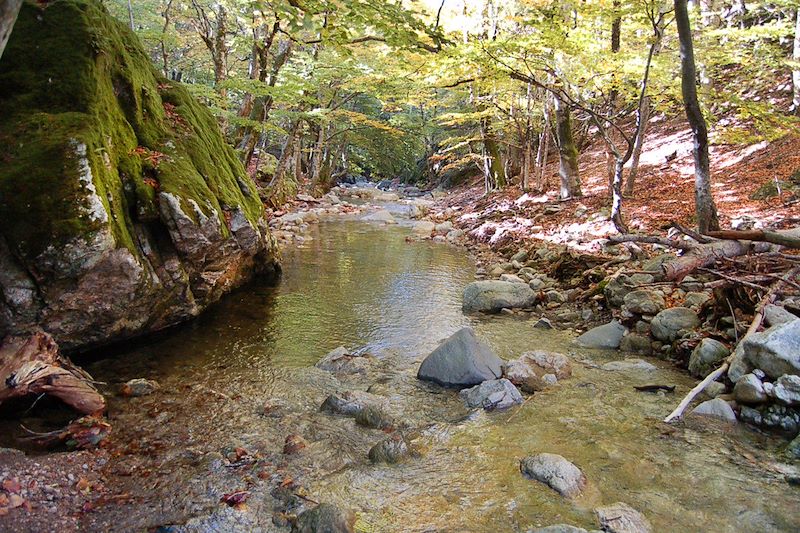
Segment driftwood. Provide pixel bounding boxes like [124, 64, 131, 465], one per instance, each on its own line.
[661, 239, 772, 281]
[0, 332, 105, 414]
[705, 228, 800, 249]
[663, 265, 800, 423]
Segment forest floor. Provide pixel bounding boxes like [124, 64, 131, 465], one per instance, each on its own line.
[432, 116, 800, 253]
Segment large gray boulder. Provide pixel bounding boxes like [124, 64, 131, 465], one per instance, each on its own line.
[575, 320, 627, 349]
[463, 280, 536, 313]
[691, 398, 737, 423]
[417, 327, 503, 387]
[688, 338, 730, 378]
[459, 378, 523, 410]
[733, 373, 767, 404]
[742, 320, 800, 379]
[650, 307, 699, 342]
[520, 453, 586, 498]
[763, 304, 798, 327]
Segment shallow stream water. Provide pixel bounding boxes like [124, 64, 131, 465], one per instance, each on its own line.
[10, 213, 799, 532]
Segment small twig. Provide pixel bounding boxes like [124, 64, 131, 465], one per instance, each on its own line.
[669, 221, 714, 244]
[726, 298, 739, 344]
[698, 268, 766, 292]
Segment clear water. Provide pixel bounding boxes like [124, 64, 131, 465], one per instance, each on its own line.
[8, 217, 799, 532]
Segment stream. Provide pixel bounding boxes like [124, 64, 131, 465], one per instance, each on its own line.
[7, 209, 800, 532]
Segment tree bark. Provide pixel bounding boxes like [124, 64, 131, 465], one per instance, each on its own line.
[625, 96, 650, 195]
[661, 239, 771, 281]
[793, 8, 800, 114]
[553, 95, 581, 199]
[0, 0, 22, 61]
[675, 0, 720, 234]
[481, 116, 506, 190]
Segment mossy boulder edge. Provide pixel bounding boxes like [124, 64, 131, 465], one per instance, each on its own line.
[0, 0, 279, 351]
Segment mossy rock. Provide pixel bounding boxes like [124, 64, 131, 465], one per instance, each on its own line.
[0, 0, 278, 350]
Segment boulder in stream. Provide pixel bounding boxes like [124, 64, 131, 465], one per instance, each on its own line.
[368, 433, 410, 464]
[650, 307, 699, 342]
[459, 378, 523, 410]
[575, 320, 626, 349]
[462, 281, 536, 313]
[520, 453, 586, 498]
[688, 338, 729, 378]
[417, 327, 503, 387]
[320, 390, 387, 417]
[292, 503, 355, 533]
[742, 320, 800, 379]
[691, 398, 737, 423]
[360, 210, 396, 224]
[595, 502, 652, 533]
[315, 346, 371, 374]
[504, 351, 571, 392]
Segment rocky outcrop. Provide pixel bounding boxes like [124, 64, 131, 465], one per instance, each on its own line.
[459, 378, 523, 410]
[0, 1, 278, 352]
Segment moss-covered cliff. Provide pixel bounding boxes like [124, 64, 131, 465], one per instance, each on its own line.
[0, 0, 279, 351]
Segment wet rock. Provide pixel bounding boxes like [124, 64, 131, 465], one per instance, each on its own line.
[463, 280, 537, 313]
[546, 290, 566, 304]
[459, 378, 523, 410]
[619, 334, 652, 356]
[703, 381, 727, 399]
[595, 502, 652, 533]
[293, 503, 356, 533]
[684, 291, 712, 309]
[412, 221, 436, 237]
[691, 398, 737, 423]
[601, 359, 657, 372]
[315, 346, 371, 374]
[604, 275, 633, 307]
[575, 320, 627, 349]
[504, 351, 571, 392]
[500, 274, 526, 284]
[368, 434, 410, 464]
[446, 229, 465, 242]
[650, 307, 700, 342]
[773, 375, 800, 406]
[320, 390, 386, 417]
[120, 378, 159, 397]
[763, 304, 798, 327]
[355, 404, 395, 430]
[361, 210, 396, 224]
[434, 221, 453, 233]
[688, 339, 730, 378]
[742, 320, 800, 379]
[623, 290, 665, 315]
[786, 433, 800, 459]
[511, 249, 529, 263]
[733, 374, 767, 404]
[283, 434, 307, 455]
[520, 453, 586, 498]
[417, 327, 503, 387]
[533, 317, 554, 329]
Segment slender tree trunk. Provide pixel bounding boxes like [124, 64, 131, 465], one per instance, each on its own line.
[159, 0, 174, 78]
[676, 0, 720, 233]
[606, 1, 622, 191]
[553, 95, 581, 199]
[610, 159, 628, 233]
[481, 116, 506, 190]
[535, 98, 552, 192]
[625, 96, 650, 195]
[127, 0, 135, 31]
[793, 8, 800, 114]
[0, 0, 22, 60]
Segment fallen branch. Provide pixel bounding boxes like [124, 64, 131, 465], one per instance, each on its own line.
[661, 239, 773, 281]
[705, 228, 800, 249]
[669, 221, 715, 244]
[0, 332, 105, 414]
[608, 234, 695, 251]
[664, 265, 800, 423]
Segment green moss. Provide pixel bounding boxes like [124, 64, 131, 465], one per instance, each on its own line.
[0, 0, 264, 263]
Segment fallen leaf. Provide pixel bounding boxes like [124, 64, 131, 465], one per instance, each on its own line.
[8, 494, 24, 508]
[2, 478, 21, 493]
[220, 490, 250, 507]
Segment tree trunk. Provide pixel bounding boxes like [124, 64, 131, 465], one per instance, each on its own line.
[481, 116, 506, 190]
[610, 159, 628, 233]
[675, 0, 720, 233]
[0, 0, 22, 60]
[662, 238, 771, 281]
[793, 8, 800, 114]
[625, 95, 651, 195]
[606, 1, 622, 191]
[553, 95, 581, 199]
[127, 0, 135, 30]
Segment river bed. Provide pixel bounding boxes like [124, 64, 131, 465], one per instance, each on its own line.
[3, 214, 799, 532]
